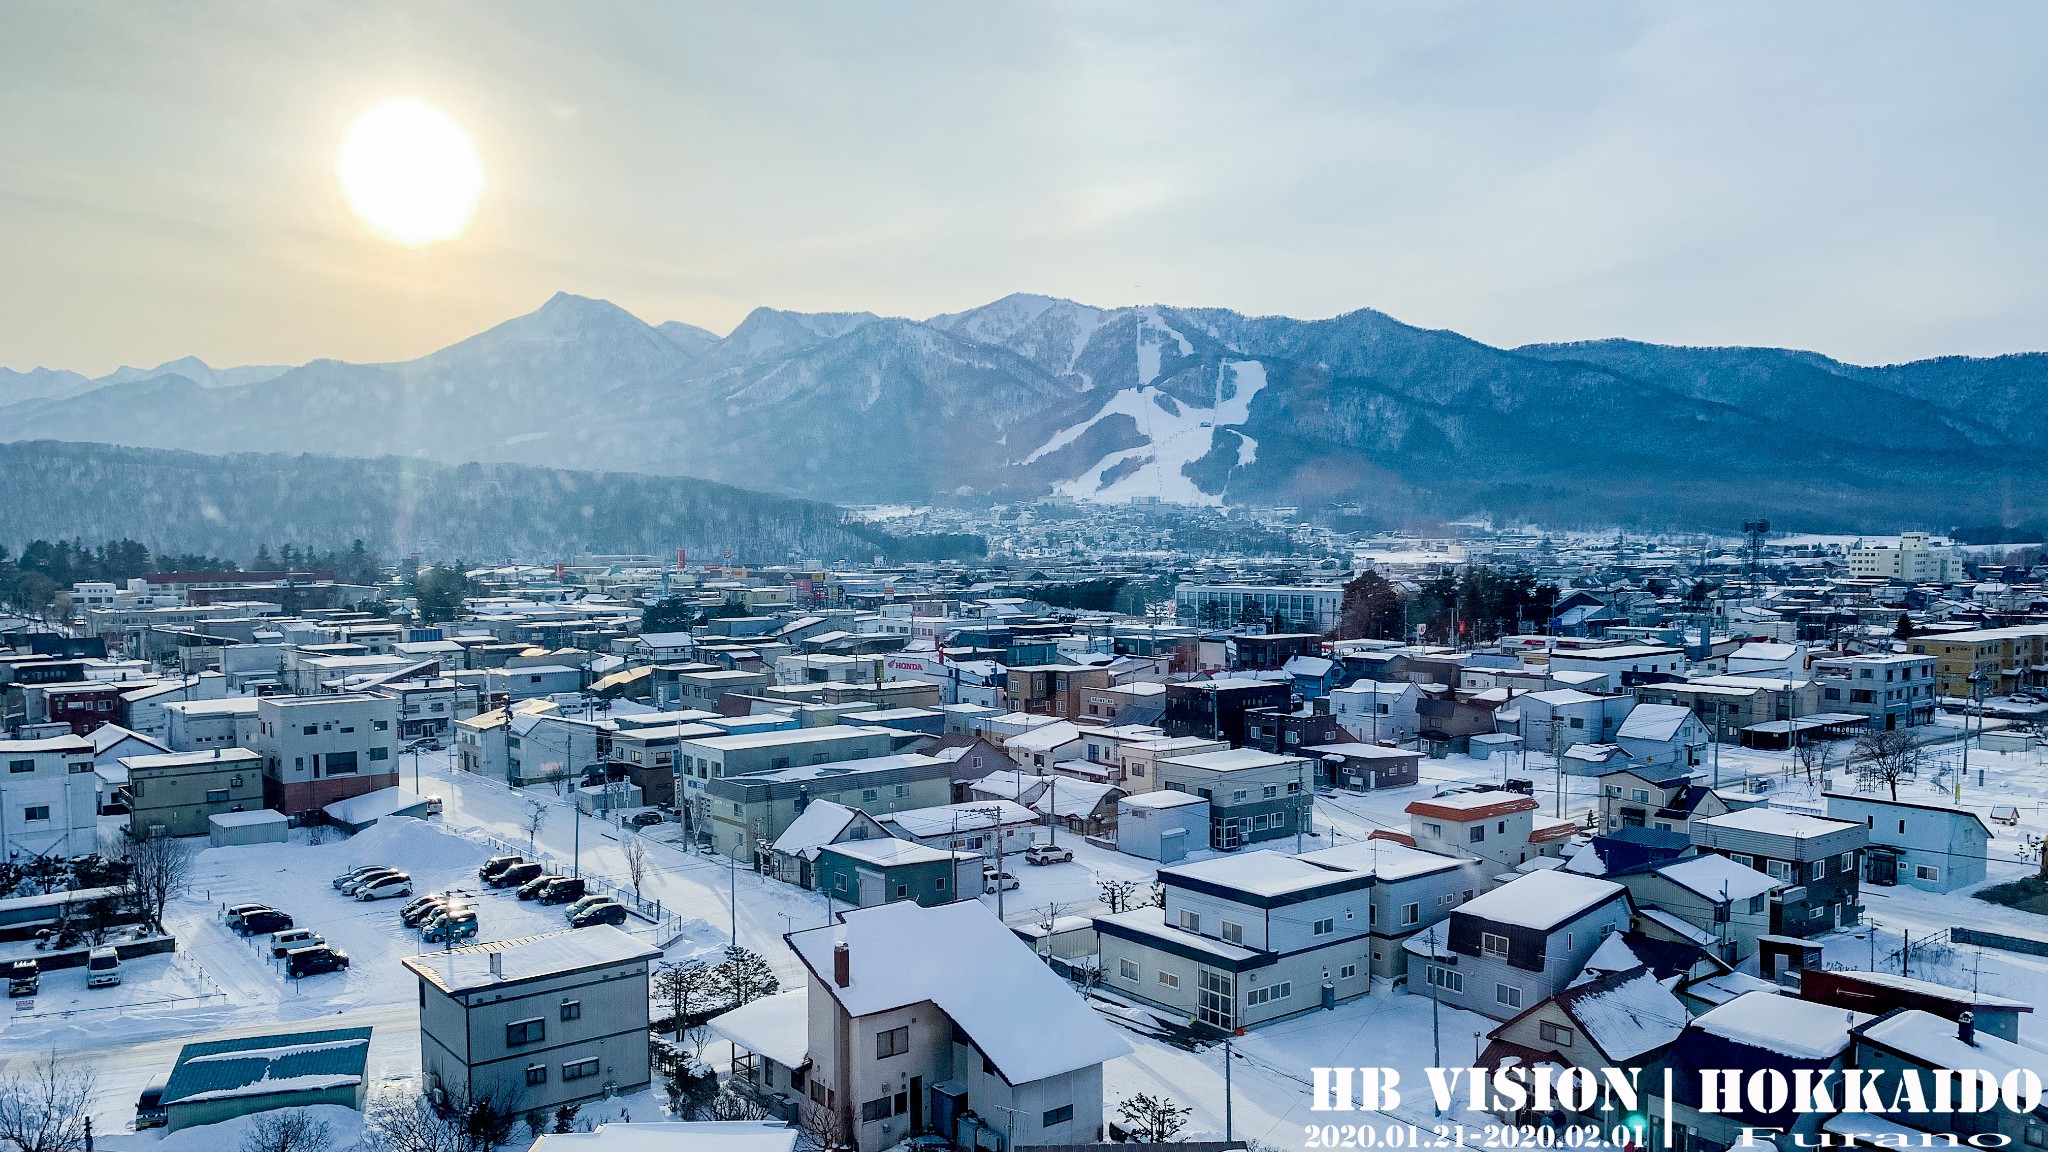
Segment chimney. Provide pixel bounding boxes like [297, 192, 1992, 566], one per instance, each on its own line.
[488, 951, 503, 979]
[833, 942, 851, 988]
[1959, 1010, 1976, 1047]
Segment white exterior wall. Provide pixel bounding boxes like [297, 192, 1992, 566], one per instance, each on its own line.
[0, 741, 100, 859]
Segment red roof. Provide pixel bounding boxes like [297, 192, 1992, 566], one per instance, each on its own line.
[1366, 830, 1417, 847]
[1405, 794, 1541, 822]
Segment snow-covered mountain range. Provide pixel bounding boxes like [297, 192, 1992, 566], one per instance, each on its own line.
[6, 291, 2045, 529]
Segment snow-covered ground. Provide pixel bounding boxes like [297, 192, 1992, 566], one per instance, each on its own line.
[1037, 359, 1267, 506]
[21, 726, 2048, 1152]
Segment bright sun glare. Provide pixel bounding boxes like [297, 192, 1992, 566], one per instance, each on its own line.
[337, 97, 484, 246]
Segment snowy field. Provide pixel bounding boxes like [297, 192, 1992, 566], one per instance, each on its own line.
[15, 726, 2048, 1151]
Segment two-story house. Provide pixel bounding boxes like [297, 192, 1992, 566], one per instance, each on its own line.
[252, 693, 399, 820]
[1823, 792, 1990, 893]
[1656, 991, 1868, 1152]
[1094, 851, 1375, 1028]
[0, 734, 99, 858]
[1408, 870, 1631, 1022]
[1295, 840, 1487, 979]
[1847, 1009, 2048, 1151]
[1690, 807, 1867, 936]
[704, 753, 955, 860]
[1811, 652, 1939, 730]
[403, 927, 661, 1114]
[120, 747, 264, 839]
[1406, 790, 1577, 873]
[1327, 680, 1421, 745]
[1154, 748, 1313, 851]
[1613, 704, 1710, 769]
[1611, 852, 1784, 966]
[788, 900, 1128, 1152]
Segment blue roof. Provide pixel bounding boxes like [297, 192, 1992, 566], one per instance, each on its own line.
[162, 1027, 371, 1106]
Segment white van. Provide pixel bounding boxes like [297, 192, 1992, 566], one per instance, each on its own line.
[355, 872, 413, 901]
[85, 947, 121, 988]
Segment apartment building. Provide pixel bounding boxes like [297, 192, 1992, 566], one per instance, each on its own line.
[1690, 807, 1867, 936]
[121, 748, 264, 838]
[703, 752, 955, 860]
[0, 734, 99, 859]
[1810, 653, 1939, 730]
[252, 694, 400, 819]
[676, 725, 900, 825]
[1848, 532, 1959, 583]
[404, 927, 661, 1114]
[1154, 748, 1314, 851]
[1907, 623, 2048, 698]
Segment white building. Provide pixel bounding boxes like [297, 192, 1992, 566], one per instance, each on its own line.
[1848, 532, 1959, 583]
[0, 735, 100, 859]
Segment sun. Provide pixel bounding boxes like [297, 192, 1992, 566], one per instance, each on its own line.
[336, 97, 484, 246]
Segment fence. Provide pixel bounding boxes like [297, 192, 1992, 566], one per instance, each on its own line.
[1952, 926, 2048, 958]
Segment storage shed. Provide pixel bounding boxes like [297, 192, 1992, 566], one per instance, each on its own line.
[208, 809, 289, 847]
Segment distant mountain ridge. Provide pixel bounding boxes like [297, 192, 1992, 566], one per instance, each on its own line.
[6, 291, 2044, 530]
[0, 440, 953, 563]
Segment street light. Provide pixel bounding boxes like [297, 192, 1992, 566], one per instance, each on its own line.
[1960, 671, 1988, 802]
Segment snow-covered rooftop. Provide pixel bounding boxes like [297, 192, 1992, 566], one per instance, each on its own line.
[1692, 990, 1867, 1060]
[1455, 870, 1625, 930]
[1860, 1010, 2048, 1084]
[1558, 967, 1690, 1062]
[1697, 806, 1860, 839]
[1617, 704, 1695, 742]
[403, 926, 661, 995]
[789, 901, 1128, 1085]
[707, 989, 809, 1070]
[1654, 853, 1783, 902]
[1163, 850, 1370, 899]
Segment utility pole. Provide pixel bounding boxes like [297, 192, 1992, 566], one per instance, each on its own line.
[1428, 922, 1443, 1114]
[729, 849, 738, 947]
[1295, 760, 1306, 853]
[1224, 1031, 1235, 1140]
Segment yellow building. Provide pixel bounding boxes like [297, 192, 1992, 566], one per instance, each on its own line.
[1908, 624, 2048, 698]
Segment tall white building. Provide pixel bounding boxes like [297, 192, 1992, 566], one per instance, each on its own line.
[1848, 532, 1958, 583]
[0, 735, 101, 859]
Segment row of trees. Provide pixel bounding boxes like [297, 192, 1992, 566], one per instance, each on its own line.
[1333, 564, 1562, 644]
[0, 537, 394, 615]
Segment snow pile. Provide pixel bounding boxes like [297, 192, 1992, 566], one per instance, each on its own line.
[99, 1105, 363, 1152]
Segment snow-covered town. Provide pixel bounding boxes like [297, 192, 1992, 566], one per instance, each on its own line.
[0, 530, 2046, 1152]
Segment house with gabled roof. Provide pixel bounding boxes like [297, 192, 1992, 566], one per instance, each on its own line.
[1612, 852, 1784, 965]
[1614, 703, 1710, 768]
[1407, 869, 1632, 1022]
[1407, 789, 1577, 873]
[787, 900, 1127, 1152]
[1656, 992, 1870, 1152]
[1477, 947, 1690, 1128]
[767, 800, 891, 890]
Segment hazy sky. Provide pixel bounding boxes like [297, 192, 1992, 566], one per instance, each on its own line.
[6, 2, 2047, 374]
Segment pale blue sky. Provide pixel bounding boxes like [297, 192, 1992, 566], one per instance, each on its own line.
[4, 1, 2045, 373]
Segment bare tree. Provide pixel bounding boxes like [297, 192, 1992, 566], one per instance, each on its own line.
[622, 836, 653, 898]
[1792, 734, 1833, 787]
[240, 1111, 333, 1152]
[700, 1092, 773, 1122]
[1855, 729, 1922, 802]
[523, 800, 549, 856]
[124, 833, 192, 932]
[1096, 878, 1139, 914]
[0, 1053, 98, 1152]
[366, 1093, 462, 1152]
[1115, 1092, 1191, 1143]
[795, 1101, 847, 1152]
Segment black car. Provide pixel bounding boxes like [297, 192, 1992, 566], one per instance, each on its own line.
[516, 874, 562, 900]
[237, 909, 294, 935]
[491, 862, 544, 889]
[569, 902, 627, 928]
[536, 877, 587, 905]
[286, 946, 350, 979]
[478, 855, 524, 882]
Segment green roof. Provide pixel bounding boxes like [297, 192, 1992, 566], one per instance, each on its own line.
[162, 1026, 371, 1106]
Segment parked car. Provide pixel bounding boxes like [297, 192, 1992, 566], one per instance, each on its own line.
[224, 903, 272, 928]
[983, 871, 1019, 894]
[6, 959, 39, 997]
[516, 874, 563, 900]
[569, 901, 627, 929]
[536, 877, 587, 905]
[356, 873, 413, 901]
[86, 946, 122, 987]
[135, 1081, 169, 1129]
[478, 855, 524, 882]
[341, 868, 402, 896]
[1023, 843, 1072, 865]
[333, 865, 389, 890]
[400, 894, 447, 926]
[270, 929, 324, 957]
[491, 862, 545, 889]
[422, 910, 478, 944]
[285, 945, 351, 979]
[626, 810, 663, 827]
[424, 795, 444, 816]
[238, 909, 294, 936]
[562, 894, 614, 921]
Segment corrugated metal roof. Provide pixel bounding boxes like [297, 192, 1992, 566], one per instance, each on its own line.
[162, 1026, 371, 1105]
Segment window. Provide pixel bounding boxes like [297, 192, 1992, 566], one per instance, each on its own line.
[1119, 958, 1139, 981]
[1731, 853, 1753, 869]
[1469, 824, 1485, 843]
[1340, 964, 1357, 979]
[1179, 910, 1200, 932]
[1569, 717, 1584, 729]
[23, 806, 49, 822]
[1232, 789, 1247, 802]
[68, 761, 91, 774]
[1749, 894, 1767, 914]
[862, 789, 878, 803]
[560, 1000, 581, 1021]
[525, 1065, 547, 1087]
[506, 1019, 545, 1046]
[1766, 860, 1793, 882]
[8, 760, 33, 774]
[1839, 852, 1856, 872]
[1423, 822, 1442, 838]
[861, 1098, 896, 1124]
[1245, 981, 1292, 1006]
[1426, 966, 1462, 993]
[326, 751, 359, 776]
[1158, 971, 1180, 989]
[1630, 789, 1649, 803]
[369, 747, 390, 761]
[1313, 918, 1334, 936]
[205, 788, 229, 803]
[1263, 785, 1278, 798]
[1916, 865, 1940, 882]
[934, 877, 946, 891]
[1540, 1021, 1574, 1047]
[302, 725, 319, 736]
[876, 1026, 909, 1058]
[1497, 984, 1523, 1009]
[1402, 903, 1420, 926]
[1043, 1105, 1074, 1127]
[562, 1058, 600, 1081]
[1482, 932, 1510, 958]
[374, 720, 389, 731]
[1222, 921, 1243, 944]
